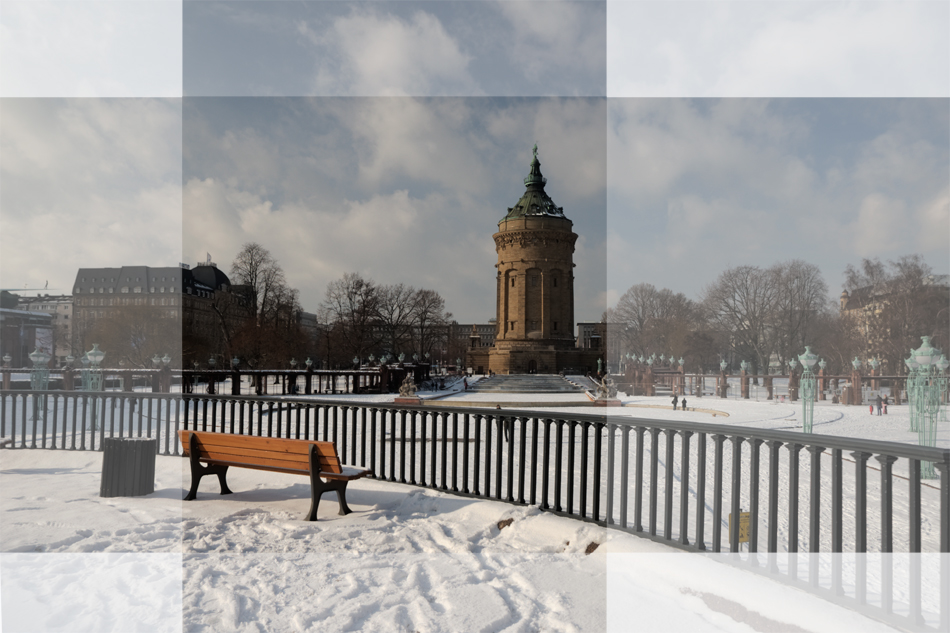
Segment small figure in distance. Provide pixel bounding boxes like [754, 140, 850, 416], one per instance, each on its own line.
[672, 394, 679, 410]
[882, 393, 889, 414]
[875, 394, 883, 416]
[681, 398, 687, 411]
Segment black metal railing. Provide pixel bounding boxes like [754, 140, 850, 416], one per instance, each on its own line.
[2, 389, 948, 631]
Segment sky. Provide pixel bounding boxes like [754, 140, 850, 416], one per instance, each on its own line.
[1, 0, 948, 324]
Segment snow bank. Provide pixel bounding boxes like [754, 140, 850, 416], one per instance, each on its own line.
[1, 449, 907, 632]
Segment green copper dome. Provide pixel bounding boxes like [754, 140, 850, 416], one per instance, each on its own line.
[502, 144, 566, 221]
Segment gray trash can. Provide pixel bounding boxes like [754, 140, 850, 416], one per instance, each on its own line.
[100, 437, 157, 497]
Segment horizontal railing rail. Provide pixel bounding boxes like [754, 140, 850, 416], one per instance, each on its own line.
[2, 389, 948, 631]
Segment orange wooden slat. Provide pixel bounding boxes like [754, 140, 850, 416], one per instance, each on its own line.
[179, 431, 338, 458]
[179, 431, 344, 474]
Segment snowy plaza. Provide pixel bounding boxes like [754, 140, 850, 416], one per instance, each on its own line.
[1, 382, 947, 632]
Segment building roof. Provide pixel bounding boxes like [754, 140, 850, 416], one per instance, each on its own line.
[501, 144, 568, 222]
[72, 266, 183, 295]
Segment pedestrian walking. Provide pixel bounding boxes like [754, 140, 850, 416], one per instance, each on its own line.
[681, 398, 687, 411]
[672, 394, 679, 410]
[883, 394, 889, 414]
[875, 394, 882, 416]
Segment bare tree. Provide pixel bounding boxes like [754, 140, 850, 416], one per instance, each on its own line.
[841, 255, 949, 373]
[411, 289, 452, 358]
[375, 283, 417, 355]
[610, 283, 696, 358]
[771, 260, 830, 363]
[227, 243, 304, 366]
[321, 273, 380, 363]
[702, 265, 779, 374]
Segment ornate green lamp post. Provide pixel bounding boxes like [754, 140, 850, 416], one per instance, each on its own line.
[798, 347, 818, 433]
[84, 344, 105, 430]
[29, 348, 51, 391]
[905, 352, 920, 432]
[913, 337, 942, 478]
[29, 348, 51, 423]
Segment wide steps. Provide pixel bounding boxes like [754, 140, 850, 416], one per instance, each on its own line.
[469, 374, 584, 393]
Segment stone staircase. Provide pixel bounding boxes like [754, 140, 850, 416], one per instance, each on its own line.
[469, 374, 585, 393]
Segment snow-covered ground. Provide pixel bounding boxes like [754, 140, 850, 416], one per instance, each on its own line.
[1, 387, 947, 631]
[0, 449, 912, 633]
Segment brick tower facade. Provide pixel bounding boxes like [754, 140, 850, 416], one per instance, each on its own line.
[468, 145, 600, 375]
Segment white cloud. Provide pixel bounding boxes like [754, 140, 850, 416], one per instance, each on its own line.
[309, 9, 478, 96]
[852, 193, 908, 256]
[0, 1, 182, 97]
[608, 1, 949, 98]
[917, 187, 950, 252]
[495, 0, 605, 84]
[1, 99, 182, 292]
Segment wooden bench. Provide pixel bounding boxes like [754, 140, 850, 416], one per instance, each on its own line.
[179, 430, 371, 521]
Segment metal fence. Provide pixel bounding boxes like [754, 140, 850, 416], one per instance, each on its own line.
[2, 389, 948, 631]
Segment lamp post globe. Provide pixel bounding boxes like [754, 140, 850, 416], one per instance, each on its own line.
[232, 356, 240, 368]
[914, 336, 938, 368]
[720, 360, 727, 372]
[290, 358, 297, 369]
[161, 354, 171, 367]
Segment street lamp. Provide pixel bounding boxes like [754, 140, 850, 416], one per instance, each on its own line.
[720, 360, 727, 372]
[28, 348, 51, 426]
[851, 357, 861, 371]
[353, 356, 360, 369]
[152, 354, 161, 368]
[912, 336, 942, 478]
[161, 354, 171, 367]
[232, 356, 240, 369]
[208, 356, 216, 369]
[84, 344, 105, 430]
[290, 358, 297, 369]
[398, 353, 405, 364]
[798, 346, 819, 433]
[305, 357, 312, 370]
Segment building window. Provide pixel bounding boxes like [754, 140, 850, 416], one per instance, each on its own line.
[133, 287, 142, 293]
[553, 278, 558, 287]
[511, 278, 515, 287]
[554, 321, 558, 331]
[108, 288, 113, 293]
[121, 287, 129, 293]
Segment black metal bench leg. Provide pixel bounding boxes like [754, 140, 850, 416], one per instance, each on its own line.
[336, 482, 353, 515]
[216, 466, 233, 495]
[184, 434, 234, 500]
[184, 434, 204, 500]
[306, 445, 325, 521]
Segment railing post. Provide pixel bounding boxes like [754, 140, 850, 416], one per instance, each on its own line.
[664, 429, 676, 540]
[620, 426, 630, 529]
[633, 426, 646, 533]
[649, 427, 661, 537]
[679, 431, 692, 546]
[748, 438, 763, 557]
[695, 432, 706, 550]
[877, 453, 898, 615]
[729, 435, 743, 553]
[712, 434, 726, 552]
[580, 422, 589, 518]
[936, 459, 950, 632]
